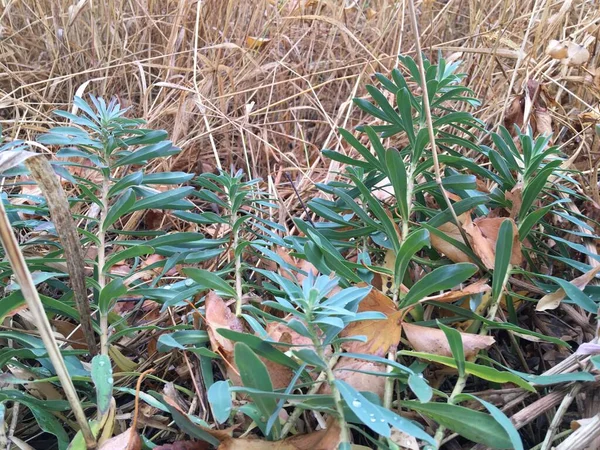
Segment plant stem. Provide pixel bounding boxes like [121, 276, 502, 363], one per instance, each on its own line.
[232, 212, 243, 317]
[280, 354, 340, 438]
[319, 349, 351, 445]
[434, 374, 467, 444]
[98, 176, 109, 355]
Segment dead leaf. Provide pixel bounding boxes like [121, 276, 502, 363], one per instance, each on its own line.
[0, 149, 37, 173]
[218, 420, 341, 450]
[546, 40, 569, 59]
[154, 442, 209, 450]
[419, 279, 491, 303]
[430, 220, 473, 264]
[536, 265, 600, 311]
[565, 42, 590, 66]
[267, 319, 316, 351]
[246, 36, 271, 49]
[275, 248, 318, 283]
[390, 429, 419, 450]
[98, 428, 141, 450]
[463, 216, 522, 269]
[340, 288, 402, 357]
[205, 291, 245, 358]
[403, 323, 495, 359]
[320, 358, 386, 399]
[206, 292, 293, 388]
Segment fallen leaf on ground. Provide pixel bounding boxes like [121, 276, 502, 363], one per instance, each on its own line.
[275, 248, 318, 283]
[206, 292, 293, 388]
[154, 441, 210, 450]
[463, 216, 522, 269]
[98, 428, 141, 450]
[246, 36, 271, 49]
[430, 219, 473, 264]
[320, 358, 386, 398]
[536, 265, 600, 311]
[340, 288, 402, 357]
[403, 323, 495, 359]
[419, 279, 491, 303]
[218, 420, 341, 449]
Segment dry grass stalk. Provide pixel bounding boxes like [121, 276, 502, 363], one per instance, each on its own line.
[25, 155, 98, 356]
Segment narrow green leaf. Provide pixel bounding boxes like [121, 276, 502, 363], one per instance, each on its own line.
[207, 381, 232, 424]
[103, 189, 136, 231]
[385, 148, 409, 221]
[128, 186, 194, 212]
[183, 268, 237, 298]
[234, 342, 280, 438]
[458, 394, 524, 450]
[394, 228, 430, 288]
[492, 219, 513, 301]
[437, 320, 465, 377]
[91, 355, 113, 417]
[400, 351, 535, 392]
[98, 278, 127, 314]
[104, 245, 154, 272]
[335, 380, 391, 437]
[400, 401, 513, 449]
[400, 263, 477, 307]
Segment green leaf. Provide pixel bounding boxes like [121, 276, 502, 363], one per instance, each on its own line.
[394, 228, 430, 288]
[400, 401, 513, 449]
[400, 351, 535, 392]
[183, 268, 237, 298]
[0, 291, 26, 322]
[458, 394, 524, 450]
[437, 320, 465, 377]
[162, 396, 220, 447]
[91, 355, 113, 417]
[113, 141, 180, 167]
[104, 245, 154, 272]
[234, 342, 280, 438]
[292, 348, 327, 369]
[108, 171, 143, 197]
[518, 204, 551, 239]
[103, 188, 136, 231]
[400, 263, 477, 307]
[407, 373, 432, 403]
[217, 329, 300, 371]
[28, 404, 70, 450]
[492, 219, 513, 301]
[385, 148, 409, 221]
[427, 196, 489, 228]
[335, 379, 391, 437]
[128, 186, 194, 212]
[207, 381, 231, 424]
[535, 274, 597, 314]
[98, 278, 127, 314]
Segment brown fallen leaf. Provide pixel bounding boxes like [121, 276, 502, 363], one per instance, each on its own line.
[403, 323, 495, 359]
[320, 358, 386, 399]
[205, 291, 245, 358]
[246, 36, 271, 50]
[340, 288, 402, 357]
[430, 219, 473, 264]
[154, 441, 210, 450]
[218, 420, 341, 450]
[275, 248, 318, 283]
[206, 292, 293, 388]
[463, 216, 522, 269]
[419, 279, 491, 303]
[98, 428, 141, 450]
[536, 265, 600, 311]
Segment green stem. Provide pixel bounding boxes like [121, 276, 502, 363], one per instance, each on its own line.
[232, 215, 243, 317]
[98, 176, 109, 355]
[312, 330, 350, 445]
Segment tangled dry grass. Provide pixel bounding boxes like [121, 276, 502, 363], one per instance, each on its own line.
[1, 0, 598, 206]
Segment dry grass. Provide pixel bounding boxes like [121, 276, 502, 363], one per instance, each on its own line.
[1, 0, 598, 203]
